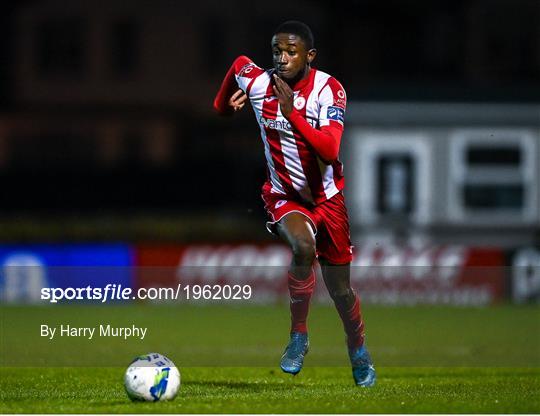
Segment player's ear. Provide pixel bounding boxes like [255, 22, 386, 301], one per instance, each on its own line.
[307, 49, 317, 65]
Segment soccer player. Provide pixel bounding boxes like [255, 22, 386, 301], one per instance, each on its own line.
[213, 21, 375, 386]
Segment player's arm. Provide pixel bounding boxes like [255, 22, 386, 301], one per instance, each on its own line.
[213, 55, 259, 116]
[273, 74, 345, 164]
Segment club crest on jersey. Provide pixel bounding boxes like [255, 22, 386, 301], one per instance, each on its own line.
[294, 96, 306, 110]
[327, 106, 345, 123]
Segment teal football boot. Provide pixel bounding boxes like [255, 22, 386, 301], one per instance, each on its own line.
[349, 345, 376, 387]
[280, 332, 309, 375]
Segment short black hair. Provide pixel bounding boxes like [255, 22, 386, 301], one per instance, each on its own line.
[274, 21, 314, 50]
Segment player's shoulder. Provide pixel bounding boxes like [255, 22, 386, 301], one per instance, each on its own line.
[313, 70, 347, 106]
[314, 70, 346, 94]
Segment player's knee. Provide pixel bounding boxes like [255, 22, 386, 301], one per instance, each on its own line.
[291, 235, 316, 266]
[329, 287, 355, 305]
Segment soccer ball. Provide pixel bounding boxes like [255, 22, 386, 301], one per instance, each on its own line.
[124, 353, 181, 401]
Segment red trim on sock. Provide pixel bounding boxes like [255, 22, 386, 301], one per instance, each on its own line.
[288, 270, 315, 333]
[336, 293, 365, 349]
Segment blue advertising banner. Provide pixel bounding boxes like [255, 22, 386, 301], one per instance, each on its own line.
[0, 244, 134, 303]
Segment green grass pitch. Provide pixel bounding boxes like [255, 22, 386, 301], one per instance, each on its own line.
[1, 304, 539, 413]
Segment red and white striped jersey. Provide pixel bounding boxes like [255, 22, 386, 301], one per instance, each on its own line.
[233, 56, 347, 205]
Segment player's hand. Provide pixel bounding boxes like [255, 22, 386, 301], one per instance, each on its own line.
[228, 89, 247, 112]
[272, 74, 294, 118]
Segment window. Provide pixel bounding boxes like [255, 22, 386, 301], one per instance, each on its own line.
[36, 17, 86, 79]
[202, 17, 226, 75]
[463, 184, 524, 209]
[376, 154, 414, 215]
[109, 19, 140, 78]
[9, 131, 95, 170]
[350, 132, 432, 225]
[466, 146, 521, 166]
[448, 129, 537, 223]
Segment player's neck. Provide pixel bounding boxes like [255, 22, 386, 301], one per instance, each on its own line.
[286, 66, 311, 89]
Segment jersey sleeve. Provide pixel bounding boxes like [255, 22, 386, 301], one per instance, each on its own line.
[318, 77, 347, 128]
[213, 56, 264, 115]
[234, 56, 265, 94]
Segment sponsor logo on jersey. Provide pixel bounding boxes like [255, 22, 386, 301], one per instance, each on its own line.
[334, 99, 346, 108]
[259, 117, 292, 131]
[327, 106, 345, 123]
[259, 116, 317, 131]
[294, 96, 306, 110]
[334, 90, 346, 108]
[275, 200, 287, 209]
[238, 63, 255, 77]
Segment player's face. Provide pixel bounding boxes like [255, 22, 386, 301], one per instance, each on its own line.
[271, 33, 316, 82]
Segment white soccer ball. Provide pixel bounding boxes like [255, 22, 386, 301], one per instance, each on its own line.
[124, 353, 181, 401]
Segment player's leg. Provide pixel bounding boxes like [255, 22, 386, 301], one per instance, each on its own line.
[314, 192, 375, 386]
[319, 258, 364, 348]
[275, 212, 317, 374]
[319, 258, 376, 387]
[276, 212, 316, 280]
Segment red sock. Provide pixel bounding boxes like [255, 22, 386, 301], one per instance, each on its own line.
[335, 293, 365, 349]
[288, 270, 315, 333]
